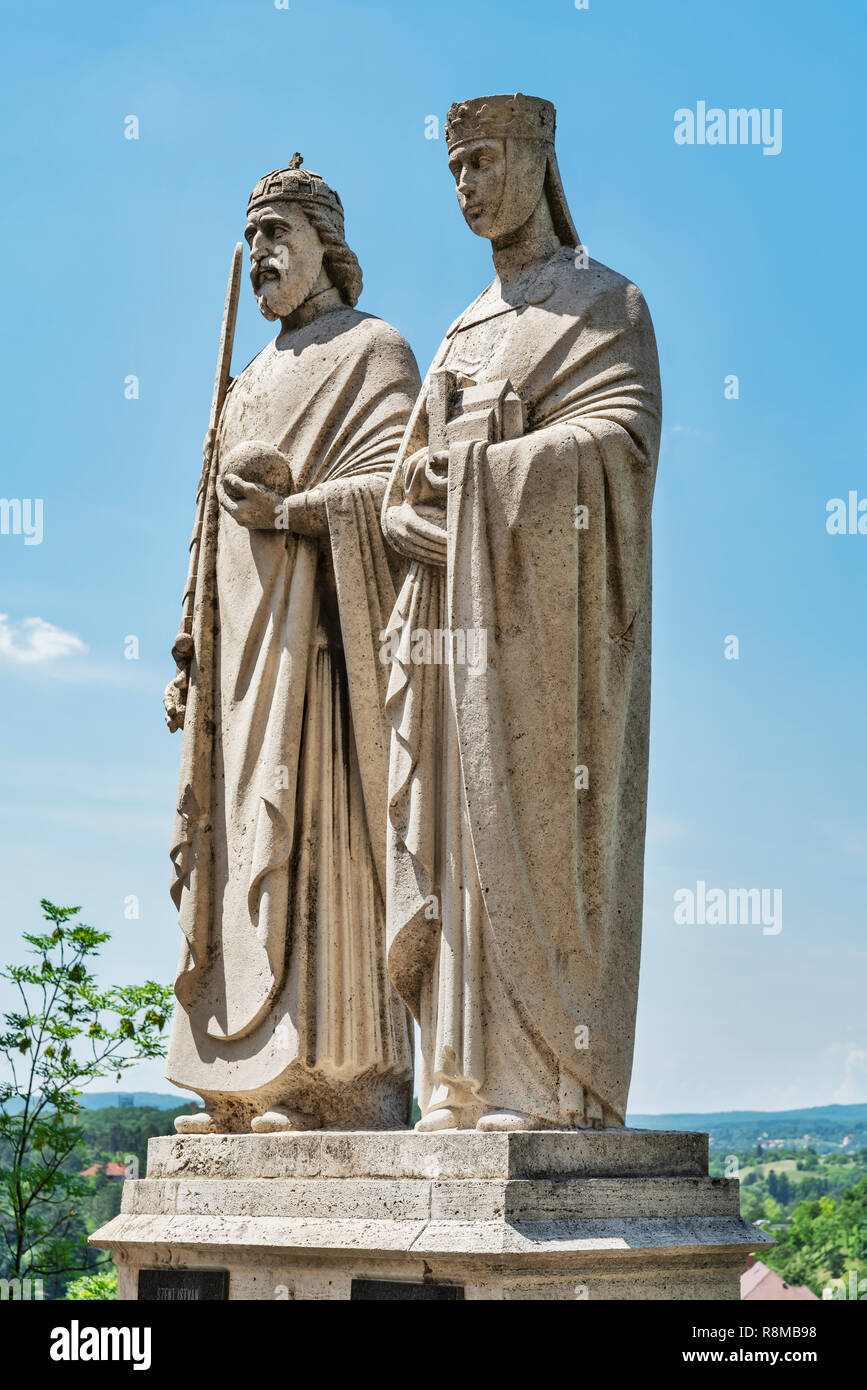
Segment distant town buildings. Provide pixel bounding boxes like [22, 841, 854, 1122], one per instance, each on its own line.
[78, 1161, 128, 1180]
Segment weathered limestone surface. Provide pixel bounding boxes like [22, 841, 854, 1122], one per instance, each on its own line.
[382, 95, 662, 1134]
[162, 156, 420, 1135]
[89, 101, 744, 1304]
[91, 1131, 771, 1300]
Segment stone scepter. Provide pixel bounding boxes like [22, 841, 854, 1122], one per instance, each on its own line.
[163, 241, 243, 734]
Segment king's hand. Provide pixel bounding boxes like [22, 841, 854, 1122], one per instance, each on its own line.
[164, 668, 188, 732]
[217, 473, 286, 530]
[217, 475, 328, 536]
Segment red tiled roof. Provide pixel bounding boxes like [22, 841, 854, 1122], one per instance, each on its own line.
[741, 1261, 818, 1301]
[78, 1161, 128, 1178]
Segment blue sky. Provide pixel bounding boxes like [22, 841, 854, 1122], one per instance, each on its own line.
[0, 0, 864, 1113]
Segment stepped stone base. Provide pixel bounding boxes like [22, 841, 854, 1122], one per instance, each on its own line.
[90, 1129, 770, 1300]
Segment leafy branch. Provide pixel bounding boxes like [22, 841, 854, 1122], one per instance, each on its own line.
[0, 900, 173, 1284]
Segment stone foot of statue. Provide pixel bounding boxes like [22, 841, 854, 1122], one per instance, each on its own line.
[414, 1106, 461, 1132]
[250, 1107, 320, 1133]
[476, 1109, 537, 1132]
[174, 1110, 225, 1134]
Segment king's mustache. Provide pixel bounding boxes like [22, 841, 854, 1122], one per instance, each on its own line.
[251, 258, 285, 290]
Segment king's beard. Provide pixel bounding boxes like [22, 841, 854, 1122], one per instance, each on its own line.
[253, 258, 324, 323]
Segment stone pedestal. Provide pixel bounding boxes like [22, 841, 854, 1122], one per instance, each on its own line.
[90, 1129, 770, 1300]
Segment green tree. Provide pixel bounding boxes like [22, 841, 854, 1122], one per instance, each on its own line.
[0, 901, 172, 1293]
[66, 1267, 118, 1300]
[766, 1178, 867, 1295]
[763, 1196, 783, 1225]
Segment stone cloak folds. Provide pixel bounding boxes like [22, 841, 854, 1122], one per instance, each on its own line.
[383, 250, 662, 1126]
[167, 306, 419, 1128]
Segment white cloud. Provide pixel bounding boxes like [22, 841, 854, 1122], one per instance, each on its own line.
[0, 614, 88, 665]
[665, 424, 710, 440]
[833, 1048, 867, 1106]
[646, 814, 694, 845]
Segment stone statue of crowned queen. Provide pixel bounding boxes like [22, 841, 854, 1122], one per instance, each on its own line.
[381, 94, 661, 1133]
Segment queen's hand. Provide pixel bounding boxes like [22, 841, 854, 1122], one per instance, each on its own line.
[404, 447, 449, 507]
[385, 447, 449, 565]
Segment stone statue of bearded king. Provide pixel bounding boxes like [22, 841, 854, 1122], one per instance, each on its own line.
[163, 158, 420, 1134]
[381, 96, 662, 1133]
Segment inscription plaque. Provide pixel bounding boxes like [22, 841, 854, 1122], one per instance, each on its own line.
[351, 1278, 464, 1301]
[138, 1269, 229, 1301]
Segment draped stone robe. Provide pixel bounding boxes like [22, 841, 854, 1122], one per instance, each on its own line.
[167, 306, 420, 1130]
[382, 249, 661, 1128]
